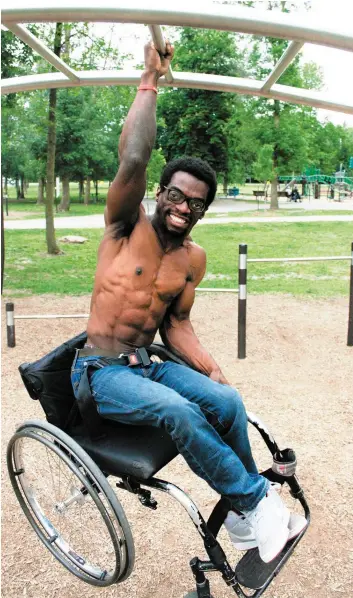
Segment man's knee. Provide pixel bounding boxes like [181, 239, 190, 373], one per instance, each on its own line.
[161, 393, 203, 432]
[214, 385, 247, 429]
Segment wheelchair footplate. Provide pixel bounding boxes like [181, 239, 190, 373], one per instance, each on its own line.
[234, 533, 304, 590]
[203, 438, 310, 597]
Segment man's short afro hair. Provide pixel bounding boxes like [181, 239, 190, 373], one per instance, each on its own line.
[159, 156, 217, 208]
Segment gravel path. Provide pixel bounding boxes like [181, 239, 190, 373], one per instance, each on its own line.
[2, 293, 352, 598]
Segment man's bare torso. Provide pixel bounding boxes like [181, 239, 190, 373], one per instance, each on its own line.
[87, 207, 200, 352]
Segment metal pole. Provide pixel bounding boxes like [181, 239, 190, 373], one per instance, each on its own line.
[238, 244, 247, 359]
[2, 3, 353, 53]
[348, 242, 353, 347]
[6, 302, 16, 347]
[248, 256, 350, 263]
[1, 193, 4, 293]
[261, 41, 304, 91]
[147, 25, 174, 84]
[3, 22, 80, 82]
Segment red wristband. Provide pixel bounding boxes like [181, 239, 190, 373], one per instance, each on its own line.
[138, 84, 158, 94]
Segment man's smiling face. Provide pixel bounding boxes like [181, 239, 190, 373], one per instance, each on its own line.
[155, 171, 209, 236]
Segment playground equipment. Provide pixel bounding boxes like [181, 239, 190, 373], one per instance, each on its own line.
[1, 2, 353, 116]
[278, 171, 353, 201]
[7, 239, 353, 356]
[237, 243, 353, 358]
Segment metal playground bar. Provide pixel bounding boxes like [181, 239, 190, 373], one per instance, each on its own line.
[237, 243, 353, 358]
[1, 1, 353, 117]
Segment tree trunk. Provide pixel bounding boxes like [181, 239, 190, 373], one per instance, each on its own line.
[223, 174, 228, 196]
[45, 22, 62, 255]
[59, 176, 70, 211]
[4, 177, 8, 197]
[37, 177, 45, 204]
[15, 177, 21, 200]
[270, 99, 280, 210]
[84, 176, 91, 205]
[19, 175, 25, 199]
[95, 179, 99, 202]
[79, 178, 84, 202]
[270, 177, 278, 209]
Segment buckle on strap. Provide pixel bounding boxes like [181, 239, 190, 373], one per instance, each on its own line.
[127, 347, 151, 368]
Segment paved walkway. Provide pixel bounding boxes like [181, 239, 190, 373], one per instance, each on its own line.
[4, 213, 353, 230]
[4, 197, 353, 230]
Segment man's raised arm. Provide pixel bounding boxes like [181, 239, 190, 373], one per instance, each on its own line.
[105, 41, 174, 226]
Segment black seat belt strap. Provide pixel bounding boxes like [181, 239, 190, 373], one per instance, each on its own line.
[75, 363, 106, 440]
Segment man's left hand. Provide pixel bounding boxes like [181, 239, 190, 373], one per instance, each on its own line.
[209, 369, 230, 385]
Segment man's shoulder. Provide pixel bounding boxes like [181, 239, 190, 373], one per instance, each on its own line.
[185, 238, 206, 258]
[184, 239, 206, 272]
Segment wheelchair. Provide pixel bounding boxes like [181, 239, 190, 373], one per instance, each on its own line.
[7, 340, 310, 598]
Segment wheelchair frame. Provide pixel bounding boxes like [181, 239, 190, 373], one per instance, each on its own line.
[7, 343, 310, 598]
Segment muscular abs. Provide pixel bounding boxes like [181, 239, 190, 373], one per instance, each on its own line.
[87, 210, 194, 352]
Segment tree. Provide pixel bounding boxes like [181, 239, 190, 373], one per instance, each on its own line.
[158, 28, 246, 189]
[55, 87, 90, 210]
[252, 144, 274, 187]
[45, 22, 62, 254]
[1, 28, 39, 198]
[245, 1, 323, 208]
[146, 149, 166, 195]
[225, 100, 260, 187]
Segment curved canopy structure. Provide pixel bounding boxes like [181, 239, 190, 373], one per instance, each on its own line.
[1, 0, 353, 115]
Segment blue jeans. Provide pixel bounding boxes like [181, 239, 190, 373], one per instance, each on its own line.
[71, 355, 269, 511]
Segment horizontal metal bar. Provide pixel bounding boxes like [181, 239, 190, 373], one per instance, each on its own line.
[4, 23, 80, 82]
[261, 41, 304, 91]
[14, 314, 89, 319]
[2, 70, 352, 115]
[148, 25, 174, 83]
[196, 288, 239, 292]
[247, 256, 351, 263]
[2, 2, 353, 52]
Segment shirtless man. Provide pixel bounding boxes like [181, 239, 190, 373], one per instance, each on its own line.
[71, 41, 305, 563]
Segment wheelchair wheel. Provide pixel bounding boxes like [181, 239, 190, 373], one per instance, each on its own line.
[7, 419, 134, 587]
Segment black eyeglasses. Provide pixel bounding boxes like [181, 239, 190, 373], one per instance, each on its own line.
[163, 186, 206, 213]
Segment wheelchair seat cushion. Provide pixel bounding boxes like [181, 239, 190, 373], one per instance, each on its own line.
[71, 420, 178, 480]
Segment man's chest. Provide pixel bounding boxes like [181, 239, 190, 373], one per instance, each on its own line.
[99, 219, 194, 302]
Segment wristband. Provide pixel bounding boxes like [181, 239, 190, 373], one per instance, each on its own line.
[138, 84, 158, 94]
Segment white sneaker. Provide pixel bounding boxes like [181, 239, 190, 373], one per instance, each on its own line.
[225, 511, 307, 551]
[242, 487, 290, 563]
[224, 482, 282, 550]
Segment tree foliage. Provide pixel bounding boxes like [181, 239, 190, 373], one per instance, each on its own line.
[158, 28, 244, 186]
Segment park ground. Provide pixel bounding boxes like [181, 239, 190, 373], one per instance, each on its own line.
[1, 293, 353, 598]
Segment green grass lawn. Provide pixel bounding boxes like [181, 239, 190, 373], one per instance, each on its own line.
[3, 222, 352, 298]
[204, 210, 353, 218]
[4, 201, 106, 218]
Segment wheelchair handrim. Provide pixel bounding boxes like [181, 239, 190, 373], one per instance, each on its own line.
[7, 427, 124, 586]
